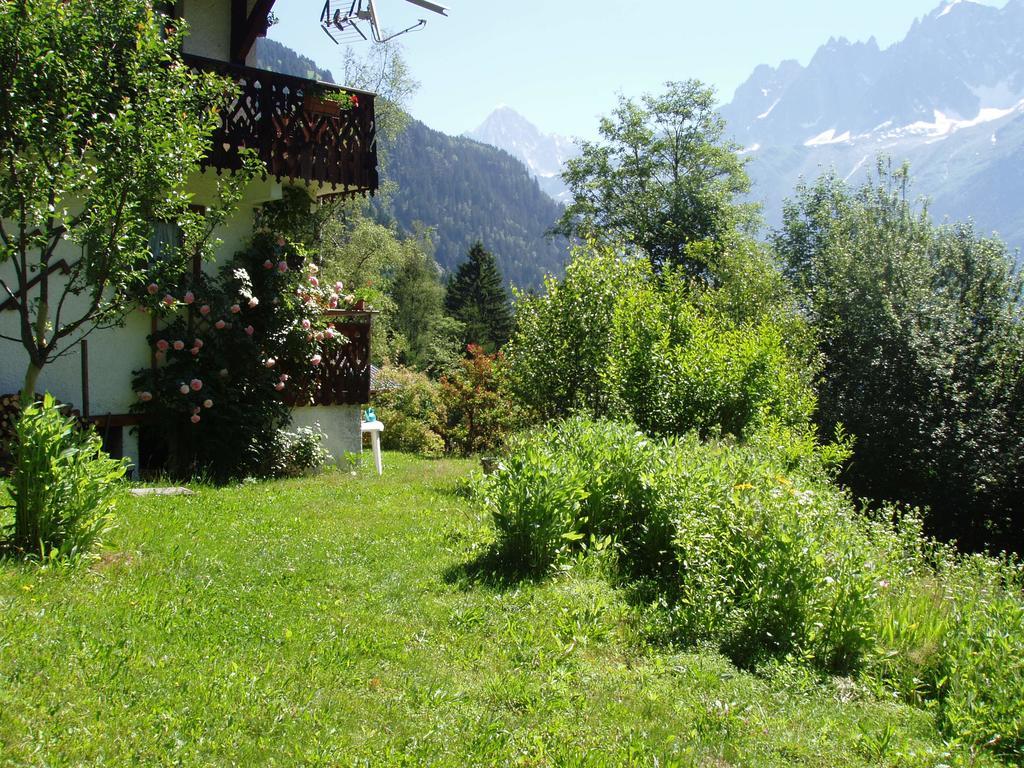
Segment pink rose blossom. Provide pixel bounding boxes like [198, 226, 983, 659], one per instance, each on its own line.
[328, 298, 338, 309]
[311, 354, 322, 366]
[203, 399, 213, 409]
[147, 283, 159, 295]
[190, 378, 203, 391]
[183, 291, 195, 304]
[172, 340, 185, 351]
[263, 259, 274, 270]
[279, 373, 290, 382]
[244, 325, 255, 336]
[230, 304, 241, 314]
[191, 348, 199, 356]
[215, 320, 226, 330]
[277, 261, 288, 273]
[265, 358, 276, 368]
[190, 414, 201, 424]
[193, 339, 204, 349]
[162, 294, 175, 306]
[199, 304, 211, 316]
[274, 382, 285, 391]
[137, 391, 153, 402]
[248, 297, 259, 308]
[179, 383, 189, 395]
[334, 281, 344, 293]
[301, 318, 311, 330]
[308, 276, 319, 287]
[276, 235, 286, 247]
[156, 339, 169, 351]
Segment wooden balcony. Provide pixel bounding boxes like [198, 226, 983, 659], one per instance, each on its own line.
[283, 310, 375, 407]
[185, 54, 378, 195]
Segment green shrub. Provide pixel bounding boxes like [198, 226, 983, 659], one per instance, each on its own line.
[6, 394, 127, 560]
[267, 424, 330, 477]
[439, 345, 524, 456]
[373, 366, 446, 456]
[477, 417, 1024, 755]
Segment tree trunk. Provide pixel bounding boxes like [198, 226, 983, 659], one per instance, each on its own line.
[21, 363, 41, 406]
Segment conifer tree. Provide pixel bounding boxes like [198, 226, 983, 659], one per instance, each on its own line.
[444, 242, 514, 351]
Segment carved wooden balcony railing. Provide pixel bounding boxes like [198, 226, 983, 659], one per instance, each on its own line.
[184, 54, 378, 195]
[283, 310, 374, 407]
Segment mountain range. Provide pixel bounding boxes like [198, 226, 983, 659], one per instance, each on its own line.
[466, 1, 1024, 256]
[721, 0, 1024, 253]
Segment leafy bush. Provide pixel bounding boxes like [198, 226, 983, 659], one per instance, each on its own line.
[439, 345, 523, 455]
[478, 417, 1024, 756]
[267, 424, 330, 478]
[372, 366, 446, 456]
[506, 244, 815, 439]
[5, 394, 126, 560]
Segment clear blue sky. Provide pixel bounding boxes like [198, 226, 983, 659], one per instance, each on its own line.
[268, 0, 1005, 140]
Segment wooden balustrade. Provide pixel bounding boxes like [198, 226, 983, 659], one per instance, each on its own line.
[282, 310, 374, 407]
[184, 54, 378, 195]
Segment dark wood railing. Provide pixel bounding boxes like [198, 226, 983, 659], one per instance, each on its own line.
[283, 310, 374, 407]
[184, 54, 378, 195]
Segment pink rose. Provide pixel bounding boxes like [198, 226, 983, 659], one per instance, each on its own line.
[191, 348, 199, 356]
[334, 281, 344, 293]
[193, 339, 203, 349]
[147, 283, 159, 295]
[309, 276, 319, 287]
[265, 358, 276, 368]
[244, 325, 254, 336]
[263, 259, 274, 270]
[276, 235, 286, 247]
[279, 373, 290, 382]
[230, 304, 241, 314]
[277, 261, 288, 273]
[190, 378, 203, 391]
[162, 294, 175, 306]
[274, 382, 285, 391]
[179, 383, 189, 395]
[156, 339, 169, 351]
[311, 354, 322, 366]
[190, 414, 201, 424]
[248, 297, 259, 308]
[172, 340, 185, 351]
[215, 320, 226, 330]
[199, 304, 211, 316]
[301, 318, 311, 330]
[328, 298, 338, 309]
[183, 291, 195, 304]
[137, 391, 153, 402]
[203, 399, 213, 409]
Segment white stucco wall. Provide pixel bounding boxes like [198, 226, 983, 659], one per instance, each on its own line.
[289, 405, 362, 463]
[180, 0, 231, 61]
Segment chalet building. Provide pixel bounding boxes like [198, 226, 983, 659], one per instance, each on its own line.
[0, 0, 377, 472]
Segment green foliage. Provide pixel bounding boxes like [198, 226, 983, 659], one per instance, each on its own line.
[267, 424, 331, 478]
[480, 417, 1024, 757]
[774, 161, 1024, 551]
[372, 366, 446, 455]
[439, 345, 523, 455]
[556, 80, 758, 276]
[506, 244, 814, 438]
[5, 394, 126, 559]
[444, 242, 514, 351]
[0, 0, 232, 396]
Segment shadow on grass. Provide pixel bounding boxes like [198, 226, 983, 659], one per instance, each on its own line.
[442, 545, 547, 592]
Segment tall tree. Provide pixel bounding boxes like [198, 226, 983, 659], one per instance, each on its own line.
[556, 80, 757, 277]
[0, 0, 229, 401]
[444, 241, 514, 351]
[774, 161, 1024, 552]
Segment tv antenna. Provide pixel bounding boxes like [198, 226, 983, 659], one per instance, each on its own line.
[320, 0, 448, 45]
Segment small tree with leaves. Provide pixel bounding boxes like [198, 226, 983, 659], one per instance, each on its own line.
[444, 241, 514, 352]
[0, 0, 231, 403]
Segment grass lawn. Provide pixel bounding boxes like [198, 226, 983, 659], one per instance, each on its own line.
[0, 454, 1001, 767]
